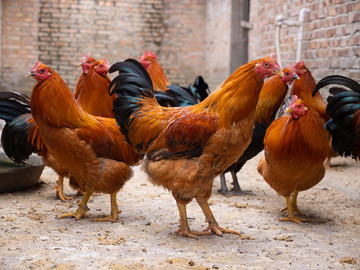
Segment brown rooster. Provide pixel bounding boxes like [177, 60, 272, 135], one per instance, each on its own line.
[75, 57, 115, 118]
[74, 53, 97, 98]
[110, 55, 281, 238]
[219, 65, 298, 196]
[293, 61, 337, 167]
[57, 56, 115, 200]
[26, 62, 140, 222]
[257, 95, 329, 223]
[139, 50, 170, 91]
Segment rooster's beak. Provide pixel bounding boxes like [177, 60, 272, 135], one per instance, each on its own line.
[274, 70, 284, 77]
[285, 107, 292, 114]
[26, 71, 35, 77]
[292, 73, 299, 80]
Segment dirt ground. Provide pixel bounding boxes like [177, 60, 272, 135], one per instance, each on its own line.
[0, 153, 359, 270]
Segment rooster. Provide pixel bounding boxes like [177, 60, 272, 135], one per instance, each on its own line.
[75, 57, 115, 118]
[292, 61, 337, 167]
[109, 55, 281, 238]
[74, 53, 97, 98]
[59, 56, 114, 199]
[312, 75, 360, 159]
[139, 50, 210, 107]
[257, 95, 329, 223]
[25, 62, 140, 222]
[139, 50, 170, 91]
[0, 91, 74, 201]
[219, 66, 298, 197]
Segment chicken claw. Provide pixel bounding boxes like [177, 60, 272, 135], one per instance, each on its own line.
[58, 191, 92, 220]
[94, 193, 121, 223]
[174, 227, 200, 239]
[280, 195, 308, 224]
[203, 224, 243, 237]
[54, 176, 73, 202]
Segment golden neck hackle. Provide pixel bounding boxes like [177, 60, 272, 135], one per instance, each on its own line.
[192, 59, 264, 128]
[30, 67, 100, 129]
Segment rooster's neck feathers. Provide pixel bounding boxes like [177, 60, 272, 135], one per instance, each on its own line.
[255, 75, 288, 124]
[30, 67, 99, 130]
[193, 59, 263, 128]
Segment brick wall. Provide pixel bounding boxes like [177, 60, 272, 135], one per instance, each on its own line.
[248, 0, 360, 83]
[1, 0, 212, 94]
[2, 0, 359, 95]
[1, 0, 41, 94]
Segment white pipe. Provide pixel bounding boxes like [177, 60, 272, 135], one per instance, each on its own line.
[275, 15, 284, 69]
[296, 8, 310, 62]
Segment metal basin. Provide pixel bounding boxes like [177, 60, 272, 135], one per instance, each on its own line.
[0, 151, 44, 194]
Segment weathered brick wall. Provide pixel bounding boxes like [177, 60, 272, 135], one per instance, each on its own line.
[1, 0, 209, 94]
[3, 0, 358, 96]
[249, 0, 360, 83]
[1, 0, 41, 93]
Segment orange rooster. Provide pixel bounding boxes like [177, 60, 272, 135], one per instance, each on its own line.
[75, 57, 115, 118]
[57, 56, 115, 200]
[139, 50, 210, 107]
[139, 50, 170, 91]
[110, 55, 281, 238]
[293, 61, 337, 167]
[51, 53, 97, 201]
[257, 95, 329, 223]
[0, 91, 73, 202]
[219, 65, 298, 196]
[74, 53, 97, 98]
[26, 62, 140, 222]
[313, 75, 360, 159]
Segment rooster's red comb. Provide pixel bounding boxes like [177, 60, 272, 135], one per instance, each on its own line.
[140, 50, 157, 61]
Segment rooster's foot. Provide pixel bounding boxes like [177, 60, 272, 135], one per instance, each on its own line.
[280, 215, 308, 224]
[202, 224, 243, 237]
[174, 227, 201, 239]
[58, 205, 88, 220]
[94, 210, 121, 223]
[56, 189, 73, 202]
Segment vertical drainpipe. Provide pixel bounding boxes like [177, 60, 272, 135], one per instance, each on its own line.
[275, 8, 310, 69]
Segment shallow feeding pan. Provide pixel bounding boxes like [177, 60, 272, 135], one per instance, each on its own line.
[0, 151, 44, 194]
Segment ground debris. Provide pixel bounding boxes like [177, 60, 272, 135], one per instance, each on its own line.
[273, 236, 294, 242]
[339, 257, 356, 265]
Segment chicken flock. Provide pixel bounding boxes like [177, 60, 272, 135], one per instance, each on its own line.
[0, 50, 358, 239]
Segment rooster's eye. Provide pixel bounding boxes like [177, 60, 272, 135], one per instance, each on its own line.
[39, 69, 45, 74]
[264, 63, 269, 68]
[285, 72, 289, 76]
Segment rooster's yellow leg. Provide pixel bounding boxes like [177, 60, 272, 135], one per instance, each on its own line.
[291, 191, 306, 216]
[95, 193, 121, 222]
[55, 175, 73, 201]
[280, 196, 307, 223]
[174, 202, 199, 239]
[58, 191, 92, 220]
[196, 198, 243, 237]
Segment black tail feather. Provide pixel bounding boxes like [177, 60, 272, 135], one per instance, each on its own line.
[313, 75, 360, 97]
[1, 114, 37, 163]
[109, 59, 156, 142]
[0, 91, 31, 123]
[316, 75, 360, 159]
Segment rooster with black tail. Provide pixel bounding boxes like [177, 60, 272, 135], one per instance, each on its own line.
[313, 75, 360, 160]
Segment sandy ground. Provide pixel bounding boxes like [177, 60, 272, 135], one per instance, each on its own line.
[0, 153, 359, 270]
